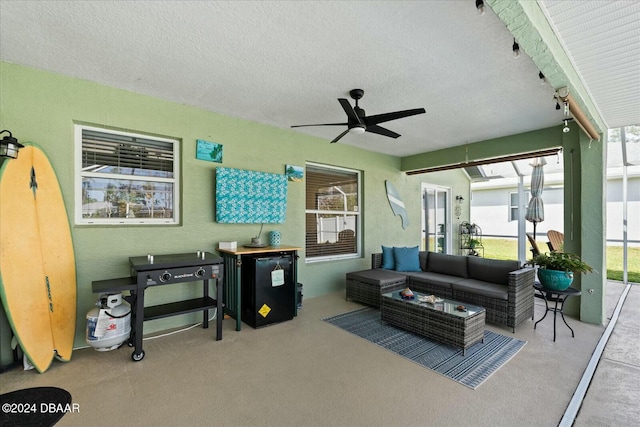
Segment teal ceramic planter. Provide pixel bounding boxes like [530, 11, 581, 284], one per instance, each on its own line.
[269, 230, 281, 247]
[537, 268, 574, 291]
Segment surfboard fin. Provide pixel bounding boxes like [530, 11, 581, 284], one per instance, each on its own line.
[30, 166, 38, 197]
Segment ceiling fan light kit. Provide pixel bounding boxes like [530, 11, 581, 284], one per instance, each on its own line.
[291, 88, 425, 144]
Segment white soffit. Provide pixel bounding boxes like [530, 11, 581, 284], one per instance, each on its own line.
[539, 0, 640, 129]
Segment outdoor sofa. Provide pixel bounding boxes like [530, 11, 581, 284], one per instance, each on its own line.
[346, 248, 535, 332]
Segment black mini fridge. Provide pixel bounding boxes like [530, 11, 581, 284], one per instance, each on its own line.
[241, 253, 295, 328]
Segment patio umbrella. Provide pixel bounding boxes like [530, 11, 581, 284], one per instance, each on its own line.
[525, 157, 546, 240]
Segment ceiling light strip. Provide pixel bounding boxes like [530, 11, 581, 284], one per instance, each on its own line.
[405, 148, 562, 175]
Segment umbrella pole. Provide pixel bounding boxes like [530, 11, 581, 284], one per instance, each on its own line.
[533, 222, 537, 241]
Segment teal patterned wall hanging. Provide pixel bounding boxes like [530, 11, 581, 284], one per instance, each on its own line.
[215, 167, 288, 223]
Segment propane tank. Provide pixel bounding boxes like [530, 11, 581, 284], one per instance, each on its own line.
[86, 293, 131, 351]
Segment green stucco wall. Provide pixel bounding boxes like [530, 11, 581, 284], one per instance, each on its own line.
[1, 62, 472, 348]
[401, 127, 562, 172]
[573, 126, 606, 324]
[552, 121, 605, 323]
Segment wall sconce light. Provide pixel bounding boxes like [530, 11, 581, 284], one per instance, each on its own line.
[0, 130, 24, 159]
[455, 195, 464, 219]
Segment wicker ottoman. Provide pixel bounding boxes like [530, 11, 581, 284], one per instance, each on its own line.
[381, 291, 486, 355]
[345, 269, 406, 307]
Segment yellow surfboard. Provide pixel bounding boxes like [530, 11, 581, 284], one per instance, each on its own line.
[0, 145, 77, 373]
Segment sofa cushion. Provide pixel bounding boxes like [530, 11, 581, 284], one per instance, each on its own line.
[381, 245, 395, 269]
[419, 251, 429, 271]
[405, 271, 463, 289]
[346, 269, 406, 286]
[426, 252, 468, 278]
[452, 279, 509, 300]
[467, 257, 520, 286]
[393, 246, 421, 272]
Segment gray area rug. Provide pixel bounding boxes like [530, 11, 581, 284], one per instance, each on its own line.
[323, 307, 526, 389]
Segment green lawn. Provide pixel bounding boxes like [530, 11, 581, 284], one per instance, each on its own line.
[480, 237, 640, 283]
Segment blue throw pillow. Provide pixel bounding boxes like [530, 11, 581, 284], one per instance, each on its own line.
[393, 246, 421, 272]
[381, 245, 395, 269]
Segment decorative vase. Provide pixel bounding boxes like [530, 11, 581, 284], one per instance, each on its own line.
[537, 268, 574, 291]
[269, 231, 281, 247]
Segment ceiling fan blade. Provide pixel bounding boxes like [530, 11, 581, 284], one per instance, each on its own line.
[330, 129, 350, 144]
[366, 125, 400, 139]
[364, 108, 426, 126]
[291, 122, 347, 128]
[338, 98, 363, 124]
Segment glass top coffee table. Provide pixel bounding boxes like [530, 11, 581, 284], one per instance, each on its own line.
[380, 291, 486, 355]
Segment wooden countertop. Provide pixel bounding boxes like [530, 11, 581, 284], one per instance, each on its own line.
[217, 244, 302, 256]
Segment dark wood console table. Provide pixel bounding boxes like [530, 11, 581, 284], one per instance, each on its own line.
[217, 245, 301, 331]
[92, 252, 224, 361]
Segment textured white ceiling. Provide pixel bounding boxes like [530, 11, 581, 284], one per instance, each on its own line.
[0, 1, 636, 156]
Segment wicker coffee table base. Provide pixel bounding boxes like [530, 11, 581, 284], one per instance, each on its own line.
[381, 294, 486, 356]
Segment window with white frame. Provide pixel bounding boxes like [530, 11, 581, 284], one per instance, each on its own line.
[75, 125, 180, 225]
[305, 163, 360, 261]
[509, 191, 529, 222]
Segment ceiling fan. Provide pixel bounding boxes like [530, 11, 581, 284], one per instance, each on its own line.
[291, 89, 426, 144]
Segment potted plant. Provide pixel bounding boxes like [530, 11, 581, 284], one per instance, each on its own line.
[532, 252, 594, 291]
[467, 238, 481, 249]
[460, 221, 470, 234]
[460, 221, 479, 235]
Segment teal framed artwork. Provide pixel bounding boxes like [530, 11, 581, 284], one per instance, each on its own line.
[196, 139, 223, 163]
[285, 165, 304, 182]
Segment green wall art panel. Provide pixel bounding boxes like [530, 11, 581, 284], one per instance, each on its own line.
[215, 167, 288, 223]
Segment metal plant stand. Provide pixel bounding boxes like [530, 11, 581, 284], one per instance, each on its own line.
[533, 282, 582, 342]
